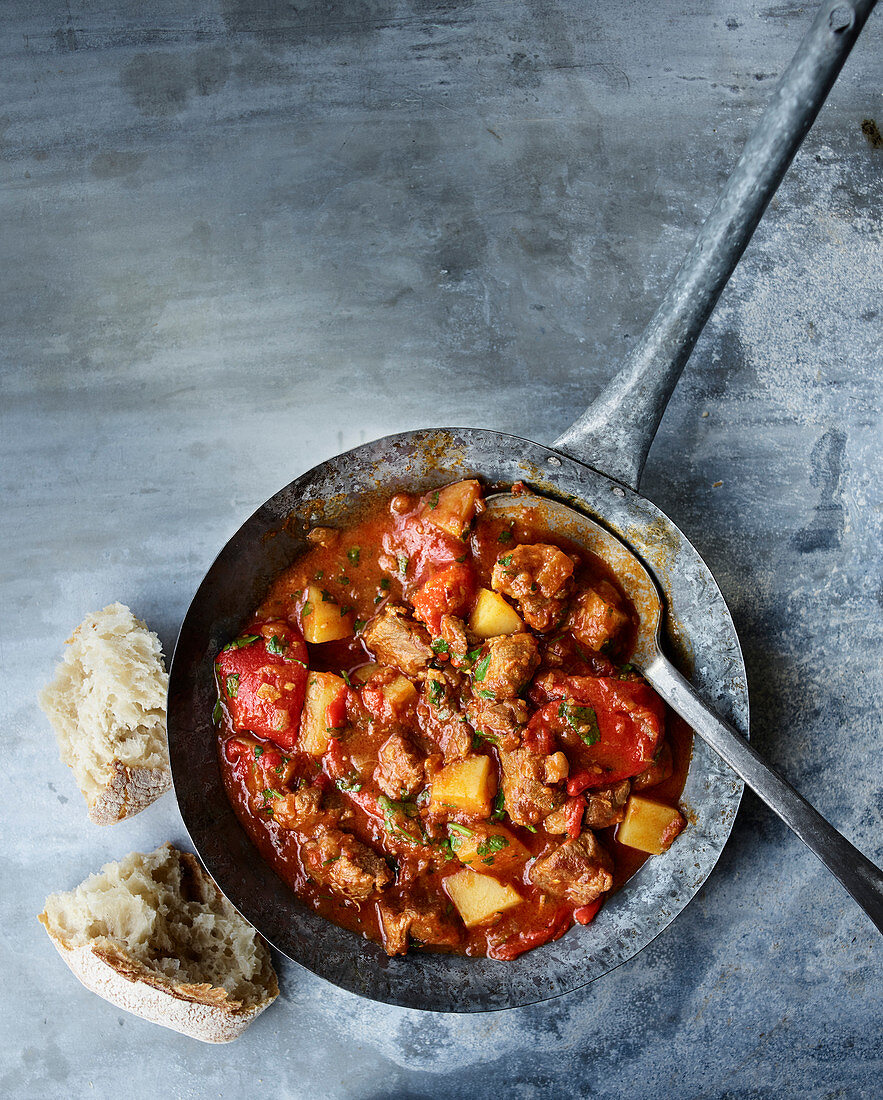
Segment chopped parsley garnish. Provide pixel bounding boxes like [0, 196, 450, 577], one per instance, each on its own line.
[222, 634, 259, 651]
[265, 634, 286, 656]
[473, 653, 492, 681]
[427, 679, 445, 706]
[397, 554, 409, 576]
[619, 663, 635, 679]
[380, 577, 390, 590]
[253, 745, 264, 758]
[225, 673, 240, 699]
[430, 491, 440, 509]
[431, 638, 449, 654]
[340, 605, 353, 616]
[353, 618, 366, 633]
[498, 553, 513, 566]
[472, 729, 499, 749]
[212, 699, 223, 724]
[340, 669, 353, 687]
[497, 530, 513, 543]
[262, 788, 283, 801]
[465, 646, 482, 665]
[448, 823, 473, 837]
[335, 776, 362, 792]
[491, 790, 506, 821]
[477, 689, 495, 699]
[302, 601, 314, 617]
[320, 589, 333, 602]
[557, 701, 601, 745]
[347, 546, 361, 565]
[476, 834, 509, 857]
[377, 794, 422, 843]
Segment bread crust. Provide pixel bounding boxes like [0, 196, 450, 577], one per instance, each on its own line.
[87, 758, 172, 825]
[39, 845, 279, 1043]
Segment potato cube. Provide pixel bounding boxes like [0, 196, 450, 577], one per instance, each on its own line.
[301, 585, 353, 644]
[430, 755, 495, 817]
[352, 662, 381, 683]
[617, 795, 686, 855]
[468, 588, 523, 638]
[448, 824, 528, 873]
[423, 480, 482, 539]
[444, 868, 522, 928]
[299, 671, 348, 756]
[381, 674, 418, 708]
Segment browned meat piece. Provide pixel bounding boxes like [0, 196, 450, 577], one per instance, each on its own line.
[272, 785, 326, 831]
[528, 831, 614, 905]
[363, 606, 433, 677]
[376, 898, 461, 956]
[497, 747, 566, 828]
[439, 614, 468, 660]
[584, 779, 631, 828]
[568, 580, 630, 653]
[302, 829, 392, 902]
[418, 668, 472, 763]
[375, 732, 425, 799]
[477, 633, 540, 698]
[632, 740, 674, 792]
[544, 751, 569, 784]
[491, 544, 576, 632]
[466, 697, 528, 750]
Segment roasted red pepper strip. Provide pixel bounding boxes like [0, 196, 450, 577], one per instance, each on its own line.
[564, 795, 585, 839]
[573, 899, 603, 925]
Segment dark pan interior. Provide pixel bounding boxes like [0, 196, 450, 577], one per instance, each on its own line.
[167, 427, 747, 1011]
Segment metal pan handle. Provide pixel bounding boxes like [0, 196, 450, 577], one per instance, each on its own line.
[554, 0, 877, 490]
[644, 653, 883, 934]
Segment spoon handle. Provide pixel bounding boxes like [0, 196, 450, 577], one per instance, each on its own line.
[642, 652, 883, 934]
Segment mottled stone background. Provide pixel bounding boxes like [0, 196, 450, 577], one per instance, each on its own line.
[1, 1, 881, 1097]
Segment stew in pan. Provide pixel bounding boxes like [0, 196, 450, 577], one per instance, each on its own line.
[214, 480, 688, 960]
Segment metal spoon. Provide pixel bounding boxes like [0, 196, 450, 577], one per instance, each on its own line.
[486, 492, 883, 933]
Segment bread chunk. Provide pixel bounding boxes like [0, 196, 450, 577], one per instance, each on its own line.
[39, 843, 279, 1043]
[39, 603, 171, 823]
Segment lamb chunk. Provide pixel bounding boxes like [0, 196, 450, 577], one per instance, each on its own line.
[497, 747, 565, 828]
[632, 741, 674, 792]
[363, 606, 433, 677]
[568, 580, 630, 653]
[584, 779, 631, 828]
[439, 614, 468, 661]
[544, 751, 569, 785]
[272, 785, 326, 831]
[419, 668, 472, 763]
[491, 544, 576, 632]
[466, 697, 528, 750]
[376, 898, 461, 956]
[477, 633, 540, 699]
[528, 831, 614, 905]
[303, 829, 392, 902]
[375, 732, 425, 799]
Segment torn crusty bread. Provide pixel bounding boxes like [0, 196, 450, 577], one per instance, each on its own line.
[39, 843, 279, 1043]
[39, 603, 171, 824]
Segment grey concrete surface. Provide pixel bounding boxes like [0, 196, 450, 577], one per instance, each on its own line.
[2, 1, 881, 1097]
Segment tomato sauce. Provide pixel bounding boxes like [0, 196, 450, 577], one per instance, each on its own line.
[215, 481, 690, 960]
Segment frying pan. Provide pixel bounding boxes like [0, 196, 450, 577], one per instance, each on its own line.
[168, 0, 879, 1011]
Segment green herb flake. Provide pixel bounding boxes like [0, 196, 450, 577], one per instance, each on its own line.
[497, 530, 513, 544]
[491, 790, 506, 821]
[302, 601, 314, 618]
[380, 577, 390, 590]
[222, 634, 259, 652]
[431, 638, 450, 654]
[397, 555, 409, 577]
[225, 673, 240, 699]
[448, 823, 474, 837]
[340, 605, 353, 617]
[335, 776, 362, 793]
[212, 699, 223, 724]
[473, 653, 492, 682]
[253, 745, 264, 758]
[353, 618, 366, 633]
[455, 554, 468, 563]
[318, 589, 332, 602]
[477, 689, 495, 699]
[323, 856, 340, 865]
[427, 679, 445, 706]
[262, 788, 283, 801]
[265, 634, 286, 656]
[465, 646, 482, 665]
[498, 553, 513, 567]
[476, 834, 509, 857]
[341, 670, 353, 688]
[430, 491, 440, 509]
[619, 663, 635, 680]
[557, 701, 601, 745]
[347, 546, 361, 565]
